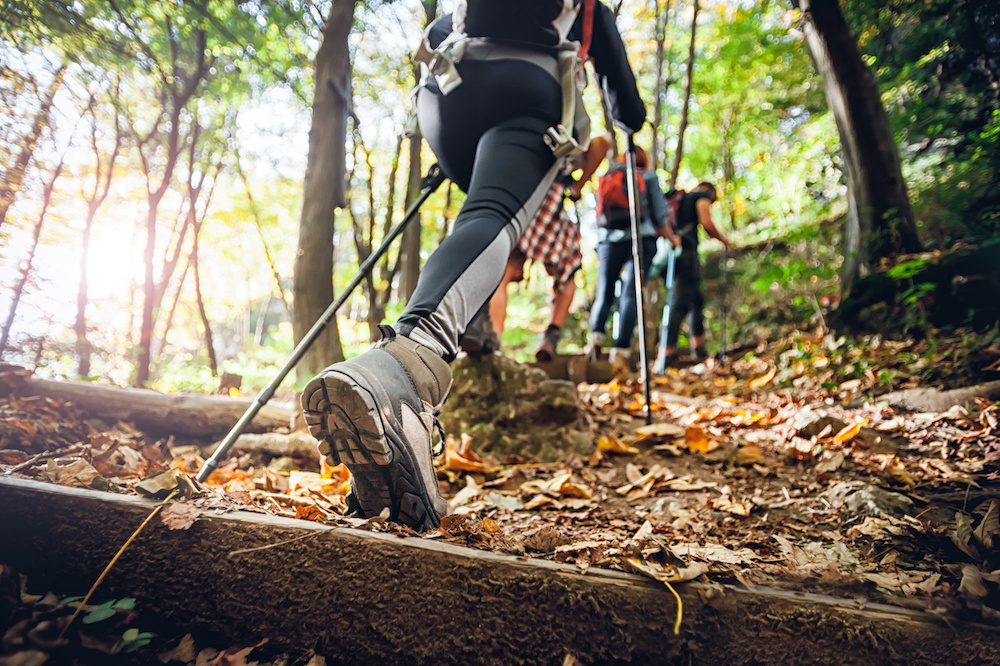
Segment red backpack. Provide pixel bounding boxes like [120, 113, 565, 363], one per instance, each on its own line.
[664, 188, 686, 231]
[596, 163, 646, 229]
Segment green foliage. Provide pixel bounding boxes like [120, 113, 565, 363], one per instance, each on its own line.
[842, 0, 1000, 244]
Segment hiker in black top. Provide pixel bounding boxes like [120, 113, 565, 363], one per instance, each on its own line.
[657, 181, 730, 366]
[403, 5, 644, 359]
[302, 1, 646, 530]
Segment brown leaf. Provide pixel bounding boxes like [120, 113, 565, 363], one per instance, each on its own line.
[952, 512, 981, 561]
[685, 426, 719, 454]
[44, 458, 101, 488]
[974, 500, 999, 552]
[735, 445, 764, 465]
[634, 423, 684, 439]
[158, 634, 197, 663]
[160, 502, 201, 531]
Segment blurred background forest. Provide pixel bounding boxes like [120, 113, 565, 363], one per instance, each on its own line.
[0, 0, 997, 393]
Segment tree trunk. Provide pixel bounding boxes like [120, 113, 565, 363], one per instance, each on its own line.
[650, 0, 671, 172]
[669, 0, 699, 190]
[76, 93, 123, 379]
[192, 222, 218, 376]
[134, 31, 209, 387]
[398, 0, 437, 302]
[236, 154, 289, 313]
[796, 0, 922, 297]
[0, 148, 69, 359]
[399, 136, 423, 300]
[0, 65, 66, 232]
[293, 0, 355, 380]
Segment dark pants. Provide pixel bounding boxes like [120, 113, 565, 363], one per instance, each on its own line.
[664, 250, 704, 348]
[397, 59, 562, 361]
[589, 237, 656, 349]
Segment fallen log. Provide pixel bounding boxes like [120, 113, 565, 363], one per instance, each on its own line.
[882, 379, 1000, 413]
[231, 431, 320, 460]
[0, 475, 997, 665]
[10, 376, 295, 437]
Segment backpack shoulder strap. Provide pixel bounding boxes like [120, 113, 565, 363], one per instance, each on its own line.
[579, 0, 595, 61]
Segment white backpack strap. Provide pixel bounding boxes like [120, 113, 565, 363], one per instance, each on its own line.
[413, 31, 468, 95]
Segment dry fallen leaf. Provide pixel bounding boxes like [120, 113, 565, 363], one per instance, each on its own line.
[748, 367, 776, 390]
[735, 445, 764, 465]
[597, 435, 640, 455]
[713, 495, 752, 516]
[833, 419, 868, 445]
[634, 423, 685, 439]
[160, 502, 201, 531]
[685, 426, 719, 454]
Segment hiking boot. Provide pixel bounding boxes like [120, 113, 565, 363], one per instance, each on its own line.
[652, 347, 677, 375]
[301, 325, 452, 530]
[692, 345, 709, 362]
[460, 309, 500, 357]
[535, 327, 561, 362]
[584, 331, 605, 361]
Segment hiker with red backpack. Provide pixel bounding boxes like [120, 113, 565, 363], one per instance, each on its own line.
[653, 181, 730, 371]
[301, 1, 646, 530]
[585, 146, 678, 372]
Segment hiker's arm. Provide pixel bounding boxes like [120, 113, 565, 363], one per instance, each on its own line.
[584, 2, 646, 133]
[567, 133, 612, 200]
[697, 198, 730, 248]
[644, 172, 678, 244]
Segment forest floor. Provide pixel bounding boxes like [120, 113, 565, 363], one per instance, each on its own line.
[2, 327, 1000, 665]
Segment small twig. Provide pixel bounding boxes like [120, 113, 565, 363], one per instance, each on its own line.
[227, 531, 324, 558]
[60, 488, 180, 637]
[6, 445, 85, 474]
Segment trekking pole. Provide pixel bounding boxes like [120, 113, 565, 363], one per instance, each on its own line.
[196, 164, 447, 483]
[718, 245, 728, 364]
[654, 243, 678, 376]
[623, 134, 652, 425]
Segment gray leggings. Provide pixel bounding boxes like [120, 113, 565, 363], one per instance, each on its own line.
[396, 59, 562, 361]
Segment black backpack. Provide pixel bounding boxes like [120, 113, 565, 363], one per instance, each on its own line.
[454, 0, 585, 50]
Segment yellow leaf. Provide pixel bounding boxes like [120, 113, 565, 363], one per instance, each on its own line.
[833, 419, 868, 444]
[748, 367, 776, 390]
[713, 497, 752, 516]
[598, 435, 640, 455]
[685, 426, 719, 454]
[479, 518, 501, 533]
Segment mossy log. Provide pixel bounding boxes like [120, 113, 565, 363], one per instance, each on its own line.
[2, 476, 999, 666]
[442, 354, 594, 462]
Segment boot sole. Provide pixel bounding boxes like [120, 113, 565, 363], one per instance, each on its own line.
[302, 370, 444, 530]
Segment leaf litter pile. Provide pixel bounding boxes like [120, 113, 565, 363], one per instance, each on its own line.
[2, 329, 1000, 663]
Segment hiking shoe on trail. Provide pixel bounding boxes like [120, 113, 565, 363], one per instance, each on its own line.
[301, 325, 452, 530]
[534, 328, 561, 362]
[460, 308, 501, 357]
